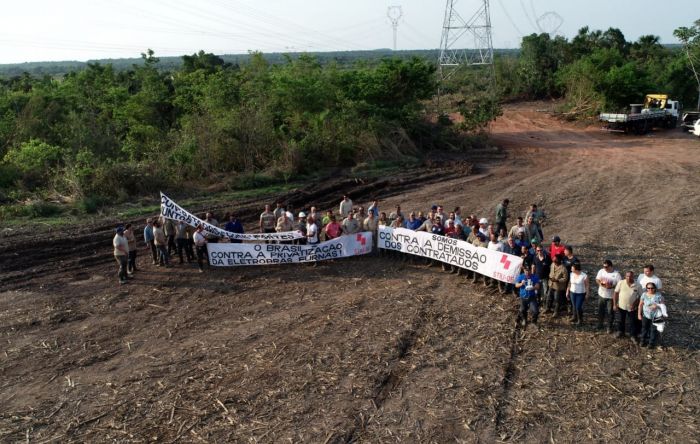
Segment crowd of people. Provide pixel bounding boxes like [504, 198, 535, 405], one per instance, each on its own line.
[112, 195, 668, 348]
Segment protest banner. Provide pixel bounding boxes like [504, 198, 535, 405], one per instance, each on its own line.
[160, 192, 304, 242]
[378, 227, 523, 283]
[207, 232, 373, 266]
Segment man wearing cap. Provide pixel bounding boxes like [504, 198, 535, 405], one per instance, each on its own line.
[596, 259, 622, 333]
[296, 212, 308, 245]
[495, 198, 509, 235]
[515, 265, 541, 328]
[144, 218, 157, 265]
[550, 235, 565, 259]
[113, 226, 129, 285]
[339, 195, 353, 218]
[478, 218, 489, 237]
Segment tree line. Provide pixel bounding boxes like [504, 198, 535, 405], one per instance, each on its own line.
[1, 21, 698, 215]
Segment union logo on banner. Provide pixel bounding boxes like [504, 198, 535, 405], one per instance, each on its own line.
[356, 233, 367, 246]
[500, 254, 512, 270]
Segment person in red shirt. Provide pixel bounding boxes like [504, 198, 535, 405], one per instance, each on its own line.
[323, 215, 343, 240]
[550, 235, 565, 259]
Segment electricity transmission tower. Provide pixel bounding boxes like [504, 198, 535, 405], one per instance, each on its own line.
[387, 6, 403, 51]
[438, 0, 494, 81]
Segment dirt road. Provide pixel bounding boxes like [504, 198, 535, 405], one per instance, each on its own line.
[1, 103, 698, 442]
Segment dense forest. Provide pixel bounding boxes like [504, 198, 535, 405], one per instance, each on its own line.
[0, 21, 698, 216]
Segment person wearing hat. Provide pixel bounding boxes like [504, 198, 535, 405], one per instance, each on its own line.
[550, 235, 565, 259]
[113, 226, 129, 284]
[296, 212, 307, 245]
[478, 218, 489, 237]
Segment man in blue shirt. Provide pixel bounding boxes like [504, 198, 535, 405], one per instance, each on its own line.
[224, 213, 245, 244]
[515, 265, 541, 328]
[143, 218, 157, 265]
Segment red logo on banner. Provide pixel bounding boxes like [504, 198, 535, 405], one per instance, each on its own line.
[356, 234, 367, 246]
[500, 254, 512, 270]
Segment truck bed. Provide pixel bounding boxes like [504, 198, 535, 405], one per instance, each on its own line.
[599, 109, 667, 123]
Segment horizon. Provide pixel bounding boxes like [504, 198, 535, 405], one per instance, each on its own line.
[0, 0, 693, 64]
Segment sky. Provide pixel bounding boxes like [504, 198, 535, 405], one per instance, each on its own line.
[0, 0, 693, 64]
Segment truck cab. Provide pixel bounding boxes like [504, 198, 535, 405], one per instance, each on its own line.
[644, 94, 681, 119]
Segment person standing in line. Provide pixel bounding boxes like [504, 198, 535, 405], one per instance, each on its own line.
[273, 201, 285, 221]
[549, 235, 565, 259]
[339, 195, 353, 218]
[637, 264, 662, 291]
[175, 220, 192, 264]
[144, 218, 157, 265]
[123, 223, 137, 274]
[596, 259, 622, 333]
[342, 211, 361, 235]
[113, 226, 129, 285]
[495, 198, 509, 235]
[508, 216, 527, 240]
[276, 212, 294, 244]
[260, 204, 276, 244]
[524, 215, 541, 245]
[153, 220, 170, 267]
[547, 254, 568, 317]
[638, 282, 666, 349]
[163, 217, 177, 255]
[613, 271, 643, 341]
[363, 211, 378, 254]
[324, 215, 342, 240]
[296, 212, 308, 245]
[368, 200, 379, 218]
[224, 213, 245, 243]
[566, 263, 588, 326]
[533, 245, 551, 305]
[525, 203, 546, 240]
[193, 225, 207, 273]
[204, 212, 219, 244]
[514, 265, 541, 329]
[562, 245, 580, 316]
[306, 216, 319, 267]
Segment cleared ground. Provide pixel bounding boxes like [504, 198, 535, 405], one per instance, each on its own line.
[1, 103, 699, 442]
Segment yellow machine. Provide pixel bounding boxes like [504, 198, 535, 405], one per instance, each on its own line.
[644, 94, 669, 109]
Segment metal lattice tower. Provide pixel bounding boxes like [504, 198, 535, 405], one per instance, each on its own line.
[438, 0, 494, 80]
[387, 6, 403, 51]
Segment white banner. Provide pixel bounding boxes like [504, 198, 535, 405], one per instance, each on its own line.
[160, 192, 304, 242]
[207, 232, 374, 266]
[378, 227, 523, 283]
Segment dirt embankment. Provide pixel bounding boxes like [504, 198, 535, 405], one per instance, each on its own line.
[1, 103, 698, 442]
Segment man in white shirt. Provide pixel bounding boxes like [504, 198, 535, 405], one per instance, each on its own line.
[596, 259, 622, 333]
[637, 264, 662, 291]
[193, 225, 208, 272]
[339, 195, 353, 217]
[113, 226, 129, 284]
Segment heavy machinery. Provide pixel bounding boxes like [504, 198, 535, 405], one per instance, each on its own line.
[599, 94, 682, 134]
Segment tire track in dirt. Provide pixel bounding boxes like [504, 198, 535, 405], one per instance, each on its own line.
[330, 282, 437, 444]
